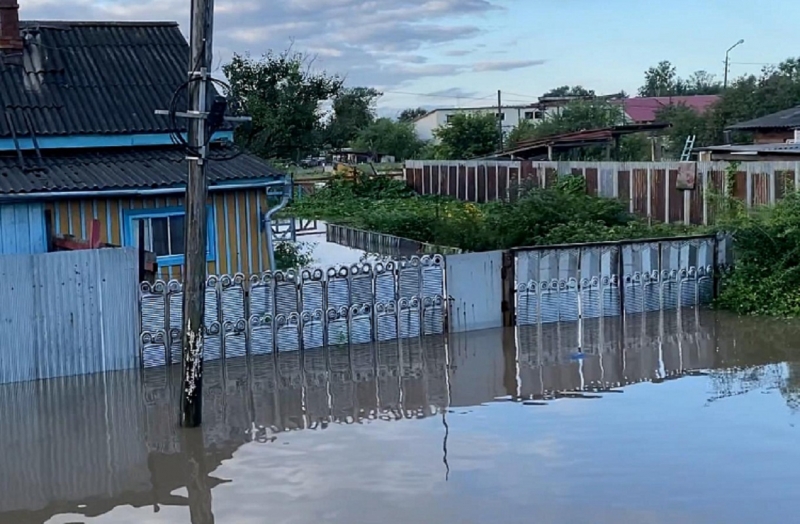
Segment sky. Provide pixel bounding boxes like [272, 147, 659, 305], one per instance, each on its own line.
[19, 0, 800, 118]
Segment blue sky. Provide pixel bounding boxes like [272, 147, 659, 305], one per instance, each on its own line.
[21, 0, 800, 117]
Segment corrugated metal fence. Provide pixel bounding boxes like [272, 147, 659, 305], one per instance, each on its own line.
[0, 248, 139, 385]
[139, 255, 447, 366]
[404, 160, 800, 225]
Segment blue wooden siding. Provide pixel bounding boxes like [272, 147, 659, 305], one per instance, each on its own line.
[0, 130, 234, 152]
[0, 203, 47, 255]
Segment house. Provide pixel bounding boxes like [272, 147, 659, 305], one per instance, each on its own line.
[412, 104, 547, 141]
[726, 105, 800, 144]
[616, 95, 720, 124]
[0, 10, 286, 280]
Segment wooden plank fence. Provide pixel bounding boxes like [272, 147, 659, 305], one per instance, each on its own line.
[403, 160, 800, 226]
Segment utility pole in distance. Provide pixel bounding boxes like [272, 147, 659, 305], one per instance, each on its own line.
[496, 89, 503, 152]
[181, 0, 215, 428]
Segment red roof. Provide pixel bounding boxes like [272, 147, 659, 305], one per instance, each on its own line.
[617, 95, 720, 123]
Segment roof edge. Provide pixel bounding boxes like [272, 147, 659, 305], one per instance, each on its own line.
[20, 20, 179, 28]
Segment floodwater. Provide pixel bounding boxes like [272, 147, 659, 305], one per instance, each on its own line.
[2, 310, 800, 524]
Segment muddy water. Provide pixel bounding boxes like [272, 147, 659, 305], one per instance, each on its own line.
[2, 310, 800, 524]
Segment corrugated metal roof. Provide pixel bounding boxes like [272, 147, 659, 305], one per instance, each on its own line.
[698, 142, 800, 155]
[0, 147, 283, 194]
[727, 106, 800, 130]
[617, 95, 719, 123]
[0, 21, 192, 138]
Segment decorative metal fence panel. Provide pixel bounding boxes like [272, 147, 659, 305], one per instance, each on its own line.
[514, 235, 720, 326]
[139, 255, 447, 367]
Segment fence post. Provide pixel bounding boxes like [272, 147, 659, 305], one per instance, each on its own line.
[617, 242, 625, 317]
[501, 250, 516, 327]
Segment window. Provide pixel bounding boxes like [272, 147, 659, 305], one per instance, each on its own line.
[125, 206, 215, 267]
[495, 113, 505, 121]
[524, 111, 545, 120]
[446, 114, 455, 123]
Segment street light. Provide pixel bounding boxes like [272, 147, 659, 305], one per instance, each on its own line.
[724, 39, 745, 89]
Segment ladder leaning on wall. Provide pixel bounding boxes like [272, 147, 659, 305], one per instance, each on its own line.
[680, 135, 696, 161]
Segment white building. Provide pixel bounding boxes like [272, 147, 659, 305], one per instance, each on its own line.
[412, 104, 546, 142]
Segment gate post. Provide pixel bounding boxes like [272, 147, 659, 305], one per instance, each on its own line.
[501, 250, 516, 327]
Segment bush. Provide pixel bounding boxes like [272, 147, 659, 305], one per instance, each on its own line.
[715, 191, 800, 316]
[288, 173, 696, 252]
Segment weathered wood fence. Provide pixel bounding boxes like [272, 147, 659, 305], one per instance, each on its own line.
[404, 160, 800, 225]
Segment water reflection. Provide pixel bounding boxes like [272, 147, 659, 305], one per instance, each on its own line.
[1, 309, 799, 523]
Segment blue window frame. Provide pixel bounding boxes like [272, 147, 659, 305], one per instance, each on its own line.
[123, 206, 216, 267]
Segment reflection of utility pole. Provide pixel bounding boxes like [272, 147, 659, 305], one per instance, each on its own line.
[723, 39, 744, 90]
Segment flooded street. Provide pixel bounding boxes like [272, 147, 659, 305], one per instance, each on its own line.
[2, 310, 800, 524]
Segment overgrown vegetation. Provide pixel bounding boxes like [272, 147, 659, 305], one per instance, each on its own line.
[713, 163, 800, 316]
[274, 241, 315, 271]
[287, 174, 695, 252]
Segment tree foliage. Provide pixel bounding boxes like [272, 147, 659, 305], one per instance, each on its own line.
[638, 60, 722, 97]
[223, 51, 342, 160]
[542, 85, 595, 98]
[324, 87, 383, 150]
[398, 107, 429, 122]
[432, 113, 499, 159]
[352, 118, 424, 160]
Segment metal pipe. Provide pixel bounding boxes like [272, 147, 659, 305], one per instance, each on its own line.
[0, 180, 286, 202]
[264, 181, 292, 270]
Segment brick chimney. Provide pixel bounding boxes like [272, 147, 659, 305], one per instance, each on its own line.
[0, 0, 22, 53]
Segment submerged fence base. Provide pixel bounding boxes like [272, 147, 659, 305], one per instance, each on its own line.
[139, 256, 447, 367]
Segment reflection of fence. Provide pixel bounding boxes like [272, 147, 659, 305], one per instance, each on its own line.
[139, 256, 446, 367]
[511, 234, 733, 326]
[404, 160, 800, 225]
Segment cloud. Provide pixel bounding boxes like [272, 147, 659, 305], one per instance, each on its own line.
[444, 49, 472, 57]
[473, 59, 547, 72]
[425, 87, 480, 99]
[19, 0, 508, 88]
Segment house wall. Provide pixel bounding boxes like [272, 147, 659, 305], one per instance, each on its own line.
[45, 187, 271, 281]
[753, 130, 793, 144]
[0, 202, 47, 255]
[414, 106, 549, 142]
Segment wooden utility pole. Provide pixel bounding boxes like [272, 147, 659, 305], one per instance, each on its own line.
[181, 0, 215, 428]
[496, 89, 503, 152]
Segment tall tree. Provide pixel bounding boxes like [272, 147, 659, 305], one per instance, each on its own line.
[639, 61, 722, 97]
[542, 85, 595, 98]
[639, 60, 678, 97]
[325, 87, 383, 149]
[432, 113, 498, 159]
[684, 70, 723, 95]
[398, 107, 429, 122]
[224, 51, 342, 160]
[352, 118, 424, 161]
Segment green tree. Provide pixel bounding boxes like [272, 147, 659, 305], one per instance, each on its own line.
[398, 107, 429, 122]
[705, 57, 800, 143]
[542, 85, 595, 98]
[639, 61, 722, 97]
[324, 87, 383, 149]
[432, 113, 498, 159]
[639, 60, 679, 97]
[505, 119, 538, 149]
[352, 118, 424, 160]
[223, 51, 342, 160]
[531, 100, 627, 137]
[683, 70, 723, 95]
[655, 104, 712, 157]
